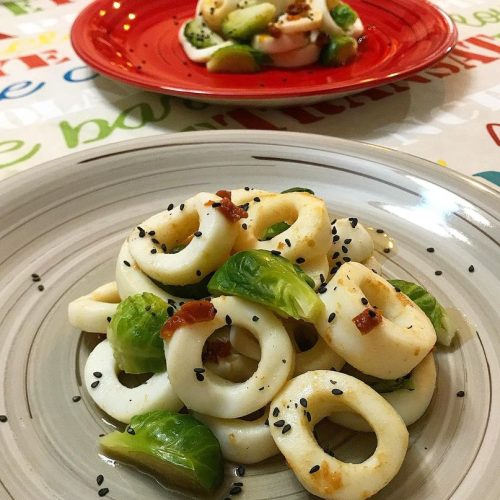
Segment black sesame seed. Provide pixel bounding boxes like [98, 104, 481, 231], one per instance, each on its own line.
[252, 316, 260, 322]
[98, 488, 109, 497]
[194, 231, 202, 237]
[468, 265, 475, 273]
[344, 238, 352, 244]
[106, 317, 111, 323]
[225, 314, 232, 325]
[151, 249, 157, 254]
[31, 273, 40, 279]
[38, 285, 44, 291]
[320, 273, 325, 283]
[91, 381, 100, 389]
[229, 486, 242, 495]
[236, 465, 246, 476]
[332, 226, 337, 235]
[300, 398, 307, 408]
[332, 388, 343, 395]
[240, 203, 249, 211]
[318, 286, 327, 294]
[376, 229, 384, 234]
[282, 424, 291, 434]
[332, 251, 340, 259]
[331, 219, 337, 225]
[253, 197, 261, 202]
[194, 367, 205, 373]
[361, 297, 369, 305]
[196, 270, 202, 276]
[244, 187, 250, 191]
[212, 202, 221, 208]
[426, 247, 435, 253]
[167, 306, 174, 316]
[407, 325, 413, 329]
[93, 372, 102, 378]
[127, 427, 135, 435]
[271, 250, 281, 256]
[264, 418, 269, 426]
[435, 270, 443, 276]
[456, 390, 465, 397]
[258, 387, 264, 391]
[0, 415, 8, 423]
[306, 411, 311, 422]
[296, 257, 305, 264]
[333, 235, 340, 242]
[274, 420, 285, 427]
[272, 407, 280, 417]
[368, 309, 376, 318]
[72, 396, 81, 402]
[309, 465, 320, 474]
[148, 230, 155, 236]
[180, 204, 185, 211]
[285, 238, 291, 247]
[167, 203, 174, 211]
[96, 474, 104, 486]
[233, 482, 243, 487]
[242, 223, 247, 230]
[32, 275, 41, 282]
[349, 217, 358, 228]
[383, 248, 391, 254]
[328, 312, 336, 323]
[343, 257, 351, 262]
[167, 299, 176, 306]
[342, 245, 348, 254]
[161, 243, 167, 253]
[282, 359, 286, 363]
[195, 373, 205, 382]
[151, 238, 159, 244]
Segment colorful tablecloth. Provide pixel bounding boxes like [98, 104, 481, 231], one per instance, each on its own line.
[0, 0, 499, 185]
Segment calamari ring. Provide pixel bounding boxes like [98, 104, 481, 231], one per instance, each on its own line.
[328, 218, 374, 277]
[318, 262, 436, 379]
[128, 192, 239, 285]
[233, 192, 331, 263]
[165, 296, 295, 418]
[84, 340, 182, 424]
[115, 241, 181, 304]
[300, 254, 329, 290]
[230, 188, 273, 206]
[329, 352, 437, 431]
[230, 325, 261, 361]
[193, 410, 279, 464]
[269, 370, 408, 500]
[205, 352, 258, 383]
[68, 282, 120, 334]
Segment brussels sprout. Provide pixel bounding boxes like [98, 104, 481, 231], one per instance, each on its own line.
[108, 293, 168, 374]
[330, 3, 358, 29]
[154, 273, 213, 300]
[260, 221, 290, 241]
[389, 279, 455, 346]
[320, 35, 357, 67]
[369, 375, 415, 394]
[281, 187, 315, 195]
[208, 250, 323, 322]
[222, 3, 277, 42]
[100, 411, 223, 494]
[184, 17, 225, 49]
[207, 44, 268, 73]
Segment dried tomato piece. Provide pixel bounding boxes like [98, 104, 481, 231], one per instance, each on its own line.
[161, 300, 216, 339]
[202, 338, 232, 363]
[216, 189, 232, 200]
[352, 308, 383, 334]
[216, 196, 248, 222]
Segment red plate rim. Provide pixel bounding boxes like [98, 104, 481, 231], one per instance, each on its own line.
[70, 0, 458, 102]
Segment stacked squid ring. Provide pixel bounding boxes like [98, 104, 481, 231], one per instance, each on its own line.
[69, 188, 439, 498]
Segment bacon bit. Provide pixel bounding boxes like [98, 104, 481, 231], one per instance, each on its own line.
[286, 1, 310, 16]
[217, 196, 248, 222]
[216, 189, 231, 200]
[202, 338, 232, 363]
[352, 308, 382, 334]
[267, 24, 282, 38]
[161, 300, 216, 339]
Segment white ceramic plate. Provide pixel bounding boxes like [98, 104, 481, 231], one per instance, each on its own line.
[0, 131, 499, 500]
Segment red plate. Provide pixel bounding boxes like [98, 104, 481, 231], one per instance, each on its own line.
[71, 0, 457, 106]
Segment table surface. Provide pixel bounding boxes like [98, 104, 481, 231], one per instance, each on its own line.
[0, 0, 499, 187]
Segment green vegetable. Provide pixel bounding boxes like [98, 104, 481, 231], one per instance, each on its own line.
[108, 293, 168, 374]
[389, 279, 455, 346]
[184, 17, 224, 49]
[320, 35, 357, 67]
[100, 411, 223, 494]
[260, 221, 290, 241]
[207, 44, 268, 73]
[208, 249, 323, 322]
[154, 273, 213, 300]
[281, 187, 315, 195]
[369, 376, 415, 394]
[222, 3, 276, 41]
[330, 3, 358, 29]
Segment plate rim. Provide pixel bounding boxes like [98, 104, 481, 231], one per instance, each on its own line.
[1, 131, 498, 214]
[69, 0, 458, 104]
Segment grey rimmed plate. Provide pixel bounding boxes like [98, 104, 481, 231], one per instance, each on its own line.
[0, 131, 499, 500]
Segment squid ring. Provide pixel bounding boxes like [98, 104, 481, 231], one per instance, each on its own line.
[165, 296, 295, 419]
[233, 192, 331, 263]
[128, 192, 239, 285]
[300, 254, 330, 290]
[115, 241, 181, 303]
[205, 352, 258, 383]
[329, 352, 437, 431]
[318, 262, 436, 379]
[68, 282, 120, 334]
[269, 370, 408, 500]
[193, 410, 279, 464]
[84, 340, 182, 424]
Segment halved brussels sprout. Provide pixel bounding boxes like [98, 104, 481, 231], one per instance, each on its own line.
[320, 35, 357, 67]
[208, 249, 323, 322]
[330, 3, 358, 29]
[100, 411, 223, 494]
[108, 293, 168, 374]
[369, 376, 415, 394]
[281, 187, 315, 195]
[260, 221, 291, 241]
